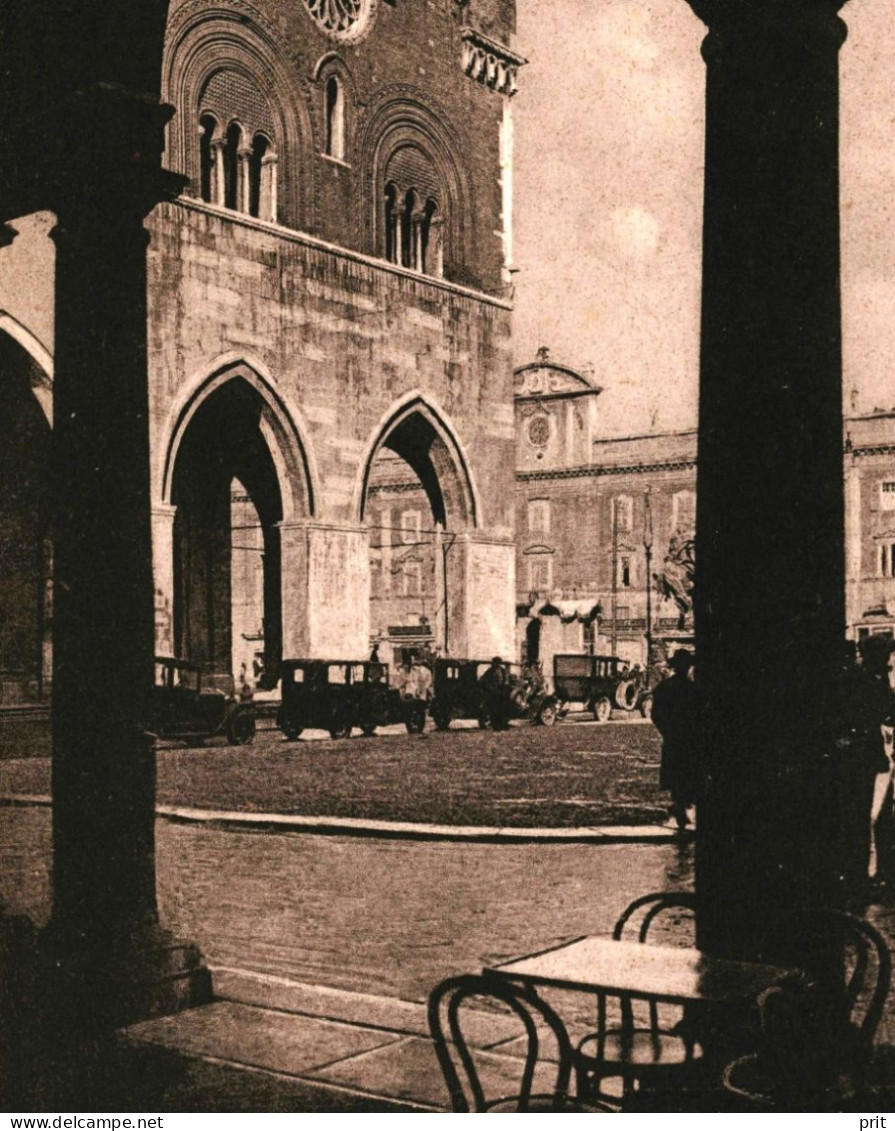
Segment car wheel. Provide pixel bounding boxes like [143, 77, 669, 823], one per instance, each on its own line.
[432, 709, 452, 731]
[227, 711, 256, 745]
[360, 721, 377, 737]
[329, 717, 352, 740]
[538, 701, 558, 727]
[639, 694, 653, 720]
[477, 713, 490, 730]
[594, 697, 612, 723]
[615, 679, 639, 711]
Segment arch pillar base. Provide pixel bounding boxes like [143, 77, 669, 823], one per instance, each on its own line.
[280, 520, 370, 658]
[152, 504, 177, 656]
[446, 534, 515, 660]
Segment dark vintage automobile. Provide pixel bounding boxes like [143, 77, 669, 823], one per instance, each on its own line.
[553, 653, 650, 722]
[277, 659, 426, 740]
[149, 657, 256, 745]
[430, 659, 558, 730]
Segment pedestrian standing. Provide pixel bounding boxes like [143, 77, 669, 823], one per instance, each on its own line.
[651, 649, 698, 831]
[836, 634, 895, 890]
[480, 657, 511, 731]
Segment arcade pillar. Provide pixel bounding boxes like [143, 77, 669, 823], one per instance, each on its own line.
[686, 1, 848, 956]
[46, 85, 199, 1026]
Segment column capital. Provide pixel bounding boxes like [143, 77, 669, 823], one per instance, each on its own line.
[687, 0, 848, 53]
[17, 84, 187, 223]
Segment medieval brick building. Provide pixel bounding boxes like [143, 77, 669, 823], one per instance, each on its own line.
[0, 0, 524, 699]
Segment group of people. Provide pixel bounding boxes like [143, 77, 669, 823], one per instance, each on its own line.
[650, 636, 895, 892]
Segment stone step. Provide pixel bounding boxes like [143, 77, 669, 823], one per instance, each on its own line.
[120, 973, 565, 1111]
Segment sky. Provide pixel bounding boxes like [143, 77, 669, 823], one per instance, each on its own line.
[512, 0, 895, 437]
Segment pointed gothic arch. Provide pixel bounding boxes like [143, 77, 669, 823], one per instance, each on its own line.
[356, 394, 480, 531]
[161, 360, 316, 676]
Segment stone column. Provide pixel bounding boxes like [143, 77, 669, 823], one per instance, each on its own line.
[280, 520, 370, 658]
[237, 146, 253, 214]
[449, 534, 516, 660]
[151, 503, 177, 655]
[260, 153, 278, 222]
[686, 1, 848, 957]
[209, 138, 227, 207]
[46, 86, 198, 1028]
[279, 520, 310, 659]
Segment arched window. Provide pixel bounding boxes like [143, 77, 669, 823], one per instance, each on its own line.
[248, 133, 267, 217]
[384, 183, 399, 264]
[382, 143, 444, 278]
[422, 197, 440, 276]
[324, 75, 345, 160]
[199, 114, 219, 203]
[248, 132, 277, 221]
[225, 121, 243, 210]
[401, 189, 417, 269]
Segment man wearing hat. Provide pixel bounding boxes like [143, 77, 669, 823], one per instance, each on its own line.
[651, 649, 698, 832]
[480, 656, 511, 731]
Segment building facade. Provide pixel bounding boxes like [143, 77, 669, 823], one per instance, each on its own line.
[514, 350, 697, 678]
[0, 0, 524, 701]
[845, 411, 895, 643]
[515, 354, 895, 680]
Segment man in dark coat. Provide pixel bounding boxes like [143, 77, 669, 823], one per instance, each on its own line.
[836, 635, 895, 891]
[651, 649, 698, 831]
[480, 656, 511, 731]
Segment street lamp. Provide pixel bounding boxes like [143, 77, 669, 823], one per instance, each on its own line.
[643, 488, 653, 674]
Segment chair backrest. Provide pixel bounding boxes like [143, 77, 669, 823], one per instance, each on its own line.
[610, 892, 697, 1035]
[427, 973, 575, 1112]
[792, 909, 892, 1053]
[613, 891, 697, 944]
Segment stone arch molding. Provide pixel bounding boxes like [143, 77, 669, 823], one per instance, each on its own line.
[162, 4, 315, 228]
[160, 358, 319, 523]
[355, 392, 481, 531]
[356, 92, 474, 268]
[0, 312, 54, 425]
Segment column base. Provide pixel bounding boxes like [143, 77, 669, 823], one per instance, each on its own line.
[1, 910, 211, 1104]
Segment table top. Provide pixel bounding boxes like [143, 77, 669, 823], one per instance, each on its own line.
[485, 936, 795, 1006]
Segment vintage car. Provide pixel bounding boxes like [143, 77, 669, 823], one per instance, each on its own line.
[277, 659, 426, 740]
[429, 659, 558, 730]
[553, 653, 650, 722]
[149, 657, 256, 745]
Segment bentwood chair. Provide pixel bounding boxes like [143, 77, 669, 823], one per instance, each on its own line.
[574, 891, 703, 1105]
[723, 910, 892, 1111]
[427, 973, 615, 1112]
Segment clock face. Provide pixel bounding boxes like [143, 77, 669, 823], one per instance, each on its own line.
[303, 0, 377, 41]
[528, 415, 551, 448]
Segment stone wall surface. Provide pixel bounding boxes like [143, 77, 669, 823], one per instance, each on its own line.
[147, 201, 515, 659]
[148, 202, 514, 527]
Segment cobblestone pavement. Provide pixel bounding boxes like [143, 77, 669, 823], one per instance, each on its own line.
[0, 714, 669, 827]
[0, 801, 693, 1003]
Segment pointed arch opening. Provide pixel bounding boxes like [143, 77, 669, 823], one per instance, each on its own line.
[165, 367, 314, 684]
[0, 330, 53, 703]
[360, 398, 478, 662]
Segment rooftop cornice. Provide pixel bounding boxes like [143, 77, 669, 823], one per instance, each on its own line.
[515, 387, 602, 404]
[517, 459, 697, 483]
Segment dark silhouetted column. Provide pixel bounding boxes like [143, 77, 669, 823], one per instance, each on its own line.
[46, 85, 195, 1029]
[686, 1, 848, 958]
